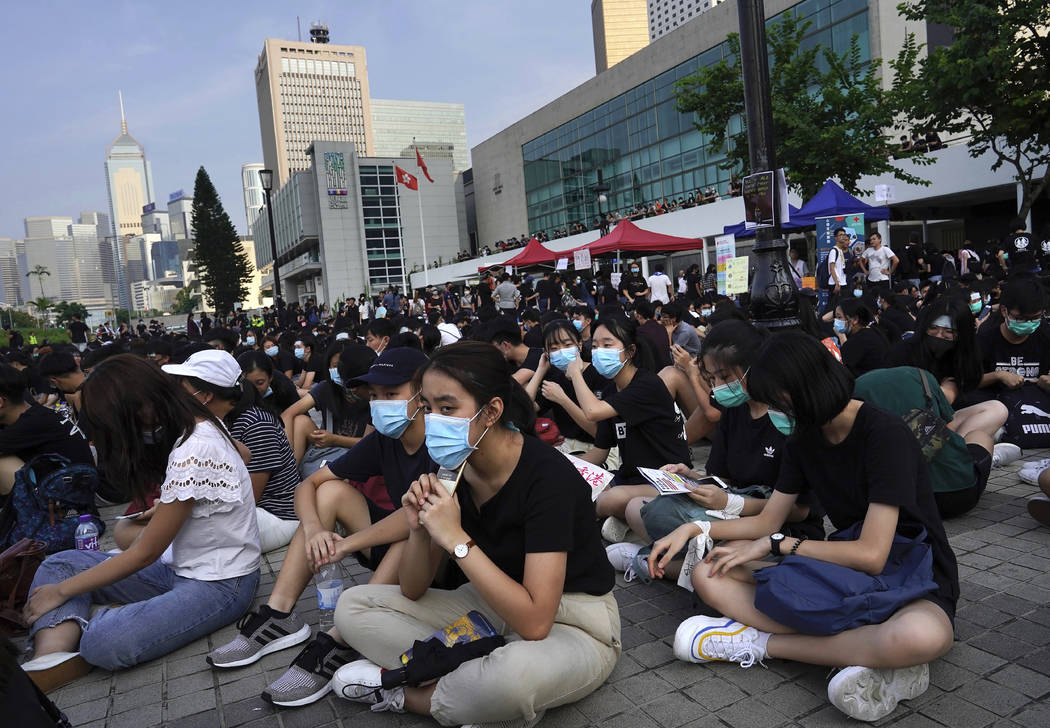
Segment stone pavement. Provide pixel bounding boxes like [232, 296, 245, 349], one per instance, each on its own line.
[25, 447, 1050, 728]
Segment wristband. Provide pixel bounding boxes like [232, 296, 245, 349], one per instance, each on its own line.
[706, 492, 745, 521]
[678, 521, 714, 593]
[789, 535, 807, 556]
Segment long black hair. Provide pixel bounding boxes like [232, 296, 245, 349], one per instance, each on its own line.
[81, 354, 230, 504]
[911, 294, 982, 392]
[700, 320, 768, 375]
[420, 341, 536, 434]
[591, 314, 657, 372]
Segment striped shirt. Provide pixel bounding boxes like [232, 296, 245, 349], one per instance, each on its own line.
[230, 407, 299, 520]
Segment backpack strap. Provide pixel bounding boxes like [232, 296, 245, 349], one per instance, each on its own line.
[916, 368, 935, 409]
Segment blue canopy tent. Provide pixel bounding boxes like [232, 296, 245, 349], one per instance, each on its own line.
[722, 179, 888, 236]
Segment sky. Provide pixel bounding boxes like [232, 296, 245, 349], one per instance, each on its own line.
[0, 1, 597, 240]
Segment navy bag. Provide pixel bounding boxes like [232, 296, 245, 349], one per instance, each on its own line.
[753, 522, 936, 636]
[0, 454, 103, 553]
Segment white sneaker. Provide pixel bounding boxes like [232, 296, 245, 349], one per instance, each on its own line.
[992, 442, 1023, 468]
[1019, 458, 1050, 485]
[673, 616, 767, 668]
[605, 542, 642, 582]
[827, 664, 929, 722]
[600, 516, 630, 543]
[331, 659, 405, 713]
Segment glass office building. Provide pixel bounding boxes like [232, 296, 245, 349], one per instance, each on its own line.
[522, 0, 869, 236]
[359, 164, 406, 288]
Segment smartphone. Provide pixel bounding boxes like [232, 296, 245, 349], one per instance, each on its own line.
[685, 475, 730, 491]
[435, 465, 465, 495]
[116, 511, 145, 520]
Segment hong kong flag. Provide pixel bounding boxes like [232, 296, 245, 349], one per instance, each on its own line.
[416, 146, 434, 183]
[395, 165, 418, 190]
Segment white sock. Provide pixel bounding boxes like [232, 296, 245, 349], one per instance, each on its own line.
[754, 629, 771, 657]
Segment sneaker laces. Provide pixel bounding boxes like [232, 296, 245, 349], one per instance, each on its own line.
[236, 609, 269, 636]
[703, 633, 764, 669]
[290, 635, 335, 673]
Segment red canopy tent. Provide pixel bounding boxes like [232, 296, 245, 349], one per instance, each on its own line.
[478, 237, 559, 271]
[558, 219, 703, 258]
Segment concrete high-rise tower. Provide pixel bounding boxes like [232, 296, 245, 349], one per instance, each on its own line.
[254, 24, 375, 187]
[104, 92, 155, 310]
[591, 0, 650, 74]
[242, 163, 265, 232]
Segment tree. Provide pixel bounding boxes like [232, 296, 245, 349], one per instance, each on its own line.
[25, 265, 51, 298]
[114, 309, 131, 325]
[893, 0, 1050, 221]
[191, 166, 253, 316]
[30, 297, 54, 325]
[172, 287, 200, 315]
[675, 13, 931, 200]
[52, 301, 89, 327]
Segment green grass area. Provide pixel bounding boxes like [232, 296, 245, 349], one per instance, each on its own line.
[0, 327, 71, 348]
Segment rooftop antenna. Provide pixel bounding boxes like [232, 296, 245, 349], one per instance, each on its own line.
[297, 16, 301, 42]
[119, 90, 127, 134]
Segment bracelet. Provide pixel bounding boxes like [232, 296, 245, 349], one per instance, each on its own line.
[789, 535, 807, 556]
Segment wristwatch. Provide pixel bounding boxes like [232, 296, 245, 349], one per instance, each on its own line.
[453, 539, 476, 559]
[769, 533, 786, 557]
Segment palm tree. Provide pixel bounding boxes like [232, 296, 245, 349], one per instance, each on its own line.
[26, 265, 50, 298]
[30, 296, 54, 326]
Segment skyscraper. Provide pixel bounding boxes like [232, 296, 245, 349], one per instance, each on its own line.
[104, 93, 155, 309]
[370, 99, 469, 175]
[242, 163, 265, 232]
[591, 0, 650, 73]
[254, 24, 375, 187]
[647, 0, 726, 40]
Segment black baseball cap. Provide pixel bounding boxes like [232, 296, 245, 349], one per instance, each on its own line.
[352, 347, 428, 386]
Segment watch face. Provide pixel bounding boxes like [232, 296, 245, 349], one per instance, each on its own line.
[772, 533, 785, 541]
[454, 543, 468, 559]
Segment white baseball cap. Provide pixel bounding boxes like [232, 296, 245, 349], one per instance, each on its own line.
[162, 349, 241, 388]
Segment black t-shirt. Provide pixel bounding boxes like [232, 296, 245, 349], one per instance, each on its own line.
[978, 324, 1050, 394]
[925, 248, 944, 276]
[638, 319, 672, 369]
[685, 273, 702, 300]
[522, 325, 543, 349]
[594, 368, 691, 479]
[620, 274, 647, 299]
[881, 307, 915, 336]
[516, 347, 544, 376]
[0, 404, 94, 466]
[329, 432, 435, 510]
[1037, 236, 1050, 270]
[270, 350, 296, 375]
[539, 366, 605, 442]
[898, 244, 921, 277]
[309, 381, 371, 437]
[775, 403, 959, 619]
[840, 327, 888, 377]
[68, 321, 89, 344]
[455, 435, 613, 596]
[1001, 232, 1036, 272]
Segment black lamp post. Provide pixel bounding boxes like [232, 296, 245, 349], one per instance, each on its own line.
[258, 168, 281, 303]
[737, 0, 799, 328]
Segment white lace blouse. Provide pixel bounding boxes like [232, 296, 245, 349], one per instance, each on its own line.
[158, 419, 261, 580]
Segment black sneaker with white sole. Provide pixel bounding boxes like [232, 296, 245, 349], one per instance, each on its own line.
[207, 605, 311, 668]
[262, 632, 360, 707]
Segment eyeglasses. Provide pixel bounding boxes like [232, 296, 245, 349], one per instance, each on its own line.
[1008, 312, 1042, 323]
[926, 325, 956, 341]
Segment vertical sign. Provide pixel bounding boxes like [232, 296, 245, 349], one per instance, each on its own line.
[815, 213, 865, 311]
[714, 234, 736, 296]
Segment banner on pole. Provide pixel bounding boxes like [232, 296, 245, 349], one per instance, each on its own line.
[573, 248, 591, 270]
[742, 171, 775, 229]
[714, 234, 736, 296]
[725, 256, 750, 295]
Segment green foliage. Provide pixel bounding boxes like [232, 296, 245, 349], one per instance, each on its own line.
[52, 301, 89, 327]
[675, 13, 931, 200]
[115, 308, 131, 325]
[171, 286, 200, 315]
[0, 328, 71, 347]
[894, 0, 1050, 220]
[191, 166, 253, 316]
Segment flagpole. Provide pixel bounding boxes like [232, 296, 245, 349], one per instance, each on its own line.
[418, 186, 430, 286]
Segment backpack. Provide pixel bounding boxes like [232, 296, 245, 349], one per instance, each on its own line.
[0, 454, 104, 553]
[999, 383, 1050, 449]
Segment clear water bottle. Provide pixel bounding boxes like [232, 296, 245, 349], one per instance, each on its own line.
[315, 564, 343, 632]
[75, 514, 99, 551]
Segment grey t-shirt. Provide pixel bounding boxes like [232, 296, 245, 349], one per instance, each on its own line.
[494, 281, 520, 309]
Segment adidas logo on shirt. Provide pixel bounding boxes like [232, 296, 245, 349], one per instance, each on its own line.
[763, 446, 776, 458]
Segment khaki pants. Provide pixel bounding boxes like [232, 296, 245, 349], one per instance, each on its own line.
[335, 583, 621, 726]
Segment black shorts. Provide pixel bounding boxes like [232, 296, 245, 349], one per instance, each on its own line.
[352, 499, 395, 571]
[934, 443, 991, 518]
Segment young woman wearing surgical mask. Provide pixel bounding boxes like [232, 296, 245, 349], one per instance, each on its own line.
[262, 334, 295, 379]
[279, 343, 375, 470]
[565, 315, 691, 527]
[524, 319, 604, 456]
[834, 298, 888, 377]
[608, 321, 822, 581]
[329, 341, 619, 726]
[209, 348, 435, 708]
[237, 351, 301, 417]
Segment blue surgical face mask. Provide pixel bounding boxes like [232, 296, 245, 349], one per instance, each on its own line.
[701, 308, 712, 317]
[245, 336, 256, 346]
[371, 394, 420, 439]
[265, 345, 279, 357]
[425, 410, 488, 469]
[853, 289, 863, 297]
[549, 346, 579, 371]
[294, 348, 306, 359]
[592, 347, 626, 378]
[264, 386, 273, 398]
[711, 369, 750, 408]
[329, 368, 343, 386]
[1007, 317, 1040, 337]
[572, 319, 584, 332]
[767, 410, 796, 436]
[833, 319, 848, 334]
[335, 332, 350, 341]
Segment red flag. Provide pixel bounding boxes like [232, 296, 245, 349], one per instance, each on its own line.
[415, 146, 434, 183]
[395, 165, 418, 190]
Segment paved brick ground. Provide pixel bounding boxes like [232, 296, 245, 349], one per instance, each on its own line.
[23, 446, 1050, 728]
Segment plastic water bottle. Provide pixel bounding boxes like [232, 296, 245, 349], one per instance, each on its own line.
[315, 564, 343, 632]
[74, 515, 99, 551]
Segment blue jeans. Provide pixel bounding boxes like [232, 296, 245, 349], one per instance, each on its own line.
[28, 549, 259, 671]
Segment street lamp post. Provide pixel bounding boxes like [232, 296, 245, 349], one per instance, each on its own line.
[258, 169, 281, 304]
[594, 169, 611, 237]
